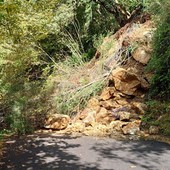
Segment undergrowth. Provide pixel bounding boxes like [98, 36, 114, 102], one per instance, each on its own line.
[55, 80, 105, 115]
[143, 101, 170, 136]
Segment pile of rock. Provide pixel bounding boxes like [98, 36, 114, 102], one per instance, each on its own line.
[43, 20, 156, 138]
[70, 67, 149, 136]
[43, 67, 150, 138]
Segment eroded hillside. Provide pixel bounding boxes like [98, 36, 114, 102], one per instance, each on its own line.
[41, 17, 158, 139]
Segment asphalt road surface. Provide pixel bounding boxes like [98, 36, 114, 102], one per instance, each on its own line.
[1, 134, 170, 170]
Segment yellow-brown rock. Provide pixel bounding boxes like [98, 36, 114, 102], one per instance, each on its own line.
[96, 107, 113, 124]
[87, 97, 100, 112]
[132, 102, 147, 114]
[83, 111, 96, 127]
[132, 46, 151, 65]
[100, 87, 116, 100]
[112, 68, 141, 95]
[119, 111, 131, 121]
[100, 99, 120, 109]
[122, 120, 141, 135]
[110, 121, 128, 131]
[44, 114, 70, 130]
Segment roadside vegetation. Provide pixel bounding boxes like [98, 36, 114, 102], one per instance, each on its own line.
[144, 0, 170, 136]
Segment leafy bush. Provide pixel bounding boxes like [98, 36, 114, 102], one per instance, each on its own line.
[0, 0, 64, 134]
[55, 80, 105, 115]
[143, 100, 170, 136]
[147, 0, 170, 100]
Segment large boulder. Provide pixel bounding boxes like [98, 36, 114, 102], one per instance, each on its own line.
[111, 68, 141, 95]
[44, 114, 70, 130]
[96, 107, 113, 125]
[132, 46, 151, 65]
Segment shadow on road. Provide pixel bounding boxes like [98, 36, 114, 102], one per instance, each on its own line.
[0, 134, 170, 170]
[0, 134, 98, 170]
[91, 139, 170, 170]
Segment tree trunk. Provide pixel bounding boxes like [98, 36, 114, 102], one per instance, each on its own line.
[93, 0, 143, 27]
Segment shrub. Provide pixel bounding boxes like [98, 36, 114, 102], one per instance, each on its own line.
[147, 0, 170, 100]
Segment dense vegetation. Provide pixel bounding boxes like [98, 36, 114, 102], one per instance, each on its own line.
[147, 0, 170, 100]
[143, 0, 170, 136]
[0, 0, 169, 136]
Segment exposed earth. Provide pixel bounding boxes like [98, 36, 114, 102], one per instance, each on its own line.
[1, 134, 170, 170]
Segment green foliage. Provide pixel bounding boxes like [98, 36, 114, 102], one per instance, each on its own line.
[147, 0, 170, 100]
[143, 100, 170, 136]
[0, 0, 63, 134]
[55, 80, 105, 115]
[63, 0, 118, 61]
[118, 0, 142, 12]
[0, 129, 12, 141]
[0, 0, 154, 135]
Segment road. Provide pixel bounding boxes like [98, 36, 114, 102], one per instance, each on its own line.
[1, 133, 170, 170]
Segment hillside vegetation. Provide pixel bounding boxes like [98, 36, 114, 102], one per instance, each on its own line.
[0, 0, 170, 138]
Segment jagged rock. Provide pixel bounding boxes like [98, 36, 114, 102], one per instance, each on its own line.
[87, 98, 100, 112]
[100, 100, 120, 109]
[122, 120, 141, 135]
[96, 107, 113, 124]
[115, 99, 129, 106]
[111, 106, 130, 113]
[110, 121, 128, 131]
[100, 87, 116, 100]
[77, 108, 93, 120]
[140, 78, 150, 90]
[149, 126, 159, 135]
[110, 107, 131, 121]
[44, 114, 70, 130]
[132, 46, 151, 65]
[83, 111, 96, 127]
[112, 68, 141, 95]
[68, 121, 85, 133]
[119, 112, 131, 121]
[132, 102, 147, 114]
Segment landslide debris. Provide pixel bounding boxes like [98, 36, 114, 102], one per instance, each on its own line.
[42, 19, 156, 139]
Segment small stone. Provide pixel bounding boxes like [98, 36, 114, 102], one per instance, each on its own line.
[149, 126, 159, 135]
[122, 120, 141, 135]
[119, 112, 131, 121]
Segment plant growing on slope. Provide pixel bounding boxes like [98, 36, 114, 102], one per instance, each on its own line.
[147, 0, 170, 100]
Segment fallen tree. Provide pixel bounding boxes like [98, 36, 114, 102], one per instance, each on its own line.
[92, 0, 144, 27]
